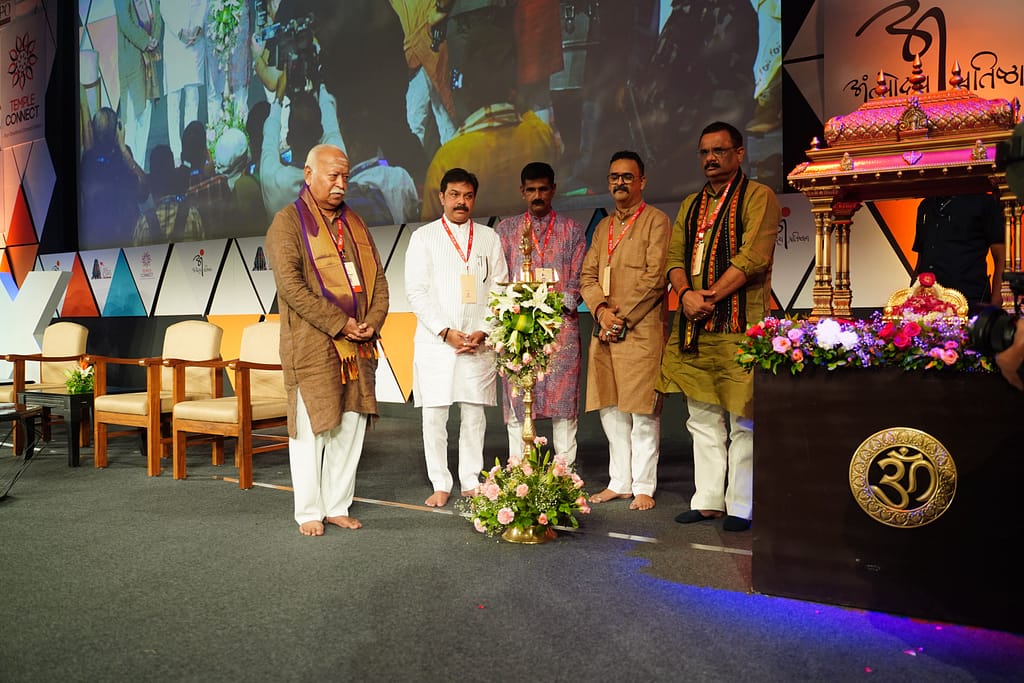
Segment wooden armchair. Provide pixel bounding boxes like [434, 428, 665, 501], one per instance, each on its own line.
[91, 320, 223, 476]
[172, 320, 287, 489]
[2, 321, 89, 452]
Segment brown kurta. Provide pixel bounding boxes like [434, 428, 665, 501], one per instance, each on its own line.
[580, 202, 670, 415]
[266, 202, 389, 437]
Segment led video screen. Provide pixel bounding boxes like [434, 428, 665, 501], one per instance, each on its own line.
[77, 0, 782, 250]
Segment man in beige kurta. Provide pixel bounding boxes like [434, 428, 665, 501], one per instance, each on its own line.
[658, 121, 779, 532]
[580, 151, 670, 511]
[266, 145, 389, 536]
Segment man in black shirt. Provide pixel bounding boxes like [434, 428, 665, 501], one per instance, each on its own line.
[913, 193, 1005, 312]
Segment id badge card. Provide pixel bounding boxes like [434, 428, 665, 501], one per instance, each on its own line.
[344, 261, 363, 293]
[460, 273, 477, 304]
[535, 267, 555, 283]
[602, 265, 611, 296]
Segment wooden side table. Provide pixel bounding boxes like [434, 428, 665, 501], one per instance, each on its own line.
[16, 388, 93, 467]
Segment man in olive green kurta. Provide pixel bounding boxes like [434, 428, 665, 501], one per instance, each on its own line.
[658, 122, 779, 532]
[580, 151, 670, 511]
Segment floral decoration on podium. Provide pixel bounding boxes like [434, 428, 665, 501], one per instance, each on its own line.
[737, 273, 995, 375]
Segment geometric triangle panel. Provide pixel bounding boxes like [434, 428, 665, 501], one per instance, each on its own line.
[6, 244, 39, 287]
[872, 198, 922, 275]
[848, 206, 915, 309]
[773, 194, 816, 313]
[60, 252, 100, 317]
[122, 244, 171, 316]
[232, 236, 277, 314]
[78, 247, 121, 312]
[208, 240, 265, 315]
[6, 184, 38, 247]
[102, 249, 147, 316]
[378, 311, 418, 403]
[36, 251, 77, 311]
[152, 240, 229, 316]
[22, 141, 55, 243]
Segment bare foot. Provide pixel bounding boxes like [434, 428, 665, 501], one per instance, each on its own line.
[461, 489, 476, 497]
[425, 491, 450, 507]
[298, 520, 324, 536]
[590, 488, 631, 504]
[325, 515, 362, 530]
[630, 494, 656, 511]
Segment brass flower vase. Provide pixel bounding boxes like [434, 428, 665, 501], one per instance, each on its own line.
[501, 524, 557, 544]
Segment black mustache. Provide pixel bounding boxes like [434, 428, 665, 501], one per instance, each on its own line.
[613, 185, 628, 193]
[704, 163, 719, 171]
[454, 205, 469, 212]
[531, 199, 545, 205]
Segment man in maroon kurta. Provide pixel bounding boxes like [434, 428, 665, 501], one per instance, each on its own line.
[495, 162, 586, 462]
[266, 144, 389, 536]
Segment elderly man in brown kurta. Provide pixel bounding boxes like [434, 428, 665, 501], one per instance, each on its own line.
[266, 144, 389, 536]
[580, 151, 670, 511]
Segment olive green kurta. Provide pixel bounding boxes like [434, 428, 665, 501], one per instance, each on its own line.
[580, 202, 670, 415]
[266, 203, 389, 437]
[657, 179, 780, 418]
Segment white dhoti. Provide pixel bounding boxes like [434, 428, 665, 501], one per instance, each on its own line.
[598, 407, 659, 497]
[685, 396, 753, 519]
[289, 388, 368, 525]
[422, 403, 485, 493]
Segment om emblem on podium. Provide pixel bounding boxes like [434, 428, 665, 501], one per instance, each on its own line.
[849, 428, 957, 528]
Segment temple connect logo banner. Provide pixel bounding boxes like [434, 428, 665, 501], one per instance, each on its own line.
[0, 6, 45, 147]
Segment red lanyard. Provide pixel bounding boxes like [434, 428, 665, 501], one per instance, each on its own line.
[334, 217, 346, 255]
[696, 177, 734, 243]
[525, 211, 556, 263]
[441, 216, 474, 270]
[607, 202, 645, 257]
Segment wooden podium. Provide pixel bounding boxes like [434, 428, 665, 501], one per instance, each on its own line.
[752, 368, 1024, 633]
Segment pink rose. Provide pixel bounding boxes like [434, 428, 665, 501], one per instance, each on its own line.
[877, 322, 896, 339]
[575, 496, 587, 507]
[745, 323, 765, 338]
[494, 341, 505, 354]
[553, 463, 567, 477]
[535, 435, 548, 446]
[537, 513, 549, 525]
[515, 483, 529, 497]
[942, 349, 959, 365]
[473, 518, 486, 533]
[579, 504, 591, 514]
[497, 507, 515, 525]
[522, 352, 533, 364]
[893, 332, 911, 349]
[772, 336, 792, 353]
[522, 463, 533, 476]
[902, 321, 922, 337]
[543, 343, 554, 355]
[928, 347, 944, 359]
[791, 348, 804, 362]
[919, 272, 937, 287]
[787, 328, 804, 342]
[508, 455, 521, 468]
[571, 473, 583, 488]
[944, 340, 959, 350]
[483, 483, 501, 501]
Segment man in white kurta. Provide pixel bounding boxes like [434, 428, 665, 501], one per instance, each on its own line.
[405, 167, 509, 507]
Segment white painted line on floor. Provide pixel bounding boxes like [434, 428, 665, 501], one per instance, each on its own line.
[214, 476, 750, 554]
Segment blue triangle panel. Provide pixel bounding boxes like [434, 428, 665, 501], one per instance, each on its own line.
[102, 250, 147, 316]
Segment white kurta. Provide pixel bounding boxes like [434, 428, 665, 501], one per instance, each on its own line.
[406, 218, 508, 408]
[161, 0, 206, 93]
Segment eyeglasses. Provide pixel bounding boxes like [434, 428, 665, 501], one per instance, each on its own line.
[697, 147, 736, 159]
[607, 173, 638, 184]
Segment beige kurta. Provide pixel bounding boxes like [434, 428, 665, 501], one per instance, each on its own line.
[657, 179, 780, 418]
[266, 202, 390, 437]
[580, 202, 670, 415]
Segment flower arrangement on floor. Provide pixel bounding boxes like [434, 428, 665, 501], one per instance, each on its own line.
[457, 437, 591, 537]
[64, 359, 94, 394]
[486, 282, 564, 392]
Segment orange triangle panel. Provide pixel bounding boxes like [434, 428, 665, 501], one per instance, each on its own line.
[7, 244, 38, 287]
[6, 185, 38, 247]
[61, 254, 100, 317]
[378, 312, 418, 401]
[873, 199, 922, 271]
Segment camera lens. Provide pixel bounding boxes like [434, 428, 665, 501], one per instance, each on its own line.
[969, 306, 1017, 355]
